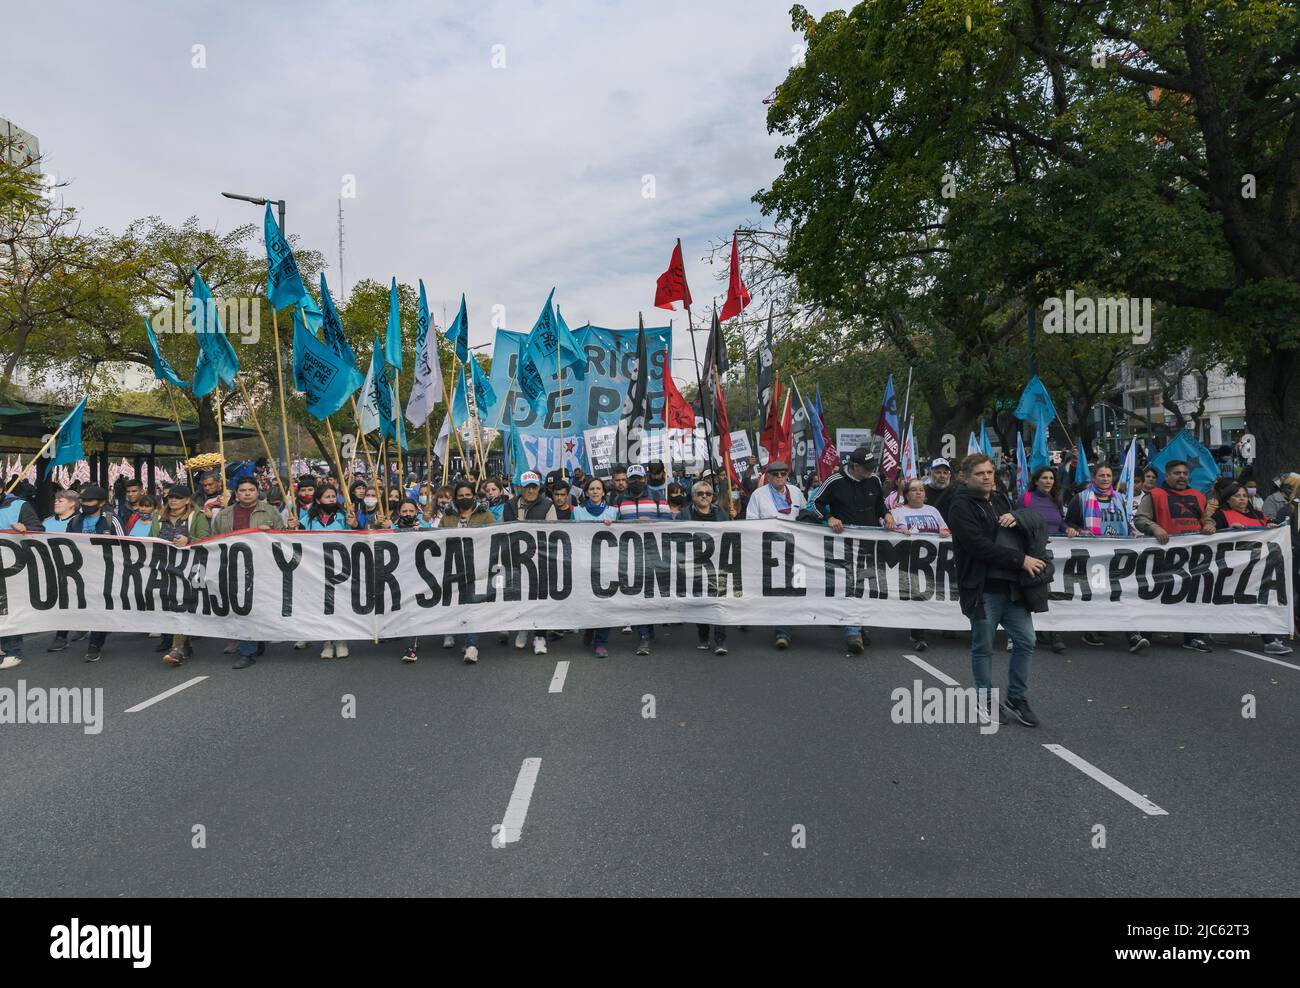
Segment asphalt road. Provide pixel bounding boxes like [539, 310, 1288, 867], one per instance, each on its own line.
[2, 624, 1297, 897]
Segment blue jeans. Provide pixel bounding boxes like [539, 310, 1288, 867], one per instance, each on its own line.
[592, 628, 609, 646]
[970, 592, 1035, 701]
[845, 625, 862, 639]
[636, 625, 653, 642]
[238, 640, 260, 658]
[1, 635, 22, 659]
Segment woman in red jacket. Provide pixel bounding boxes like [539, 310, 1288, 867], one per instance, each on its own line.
[1204, 482, 1292, 656]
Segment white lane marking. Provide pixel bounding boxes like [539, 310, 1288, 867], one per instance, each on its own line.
[548, 660, 570, 693]
[904, 653, 960, 687]
[124, 676, 208, 714]
[1232, 648, 1300, 672]
[1043, 744, 1168, 816]
[494, 757, 542, 846]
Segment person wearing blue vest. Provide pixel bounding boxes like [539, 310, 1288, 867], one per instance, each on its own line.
[0, 487, 45, 670]
[303, 484, 358, 659]
[41, 491, 91, 655]
[63, 485, 124, 663]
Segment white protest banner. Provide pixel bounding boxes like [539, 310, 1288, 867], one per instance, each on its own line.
[583, 426, 618, 475]
[0, 526, 1290, 639]
[837, 428, 873, 453]
[729, 431, 753, 461]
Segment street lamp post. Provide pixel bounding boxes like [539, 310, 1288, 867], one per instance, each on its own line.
[220, 191, 290, 482]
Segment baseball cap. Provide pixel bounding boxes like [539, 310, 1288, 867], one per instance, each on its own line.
[626, 464, 647, 479]
[520, 471, 542, 487]
[929, 457, 951, 469]
[847, 447, 877, 466]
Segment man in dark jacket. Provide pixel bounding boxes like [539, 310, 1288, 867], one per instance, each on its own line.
[811, 447, 885, 653]
[947, 454, 1047, 727]
[675, 480, 729, 655]
[63, 484, 124, 663]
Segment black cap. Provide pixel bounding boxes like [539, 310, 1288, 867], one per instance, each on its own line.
[80, 484, 109, 500]
[297, 474, 316, 487]
[847, 447, 877, 466]
[648, 460, 665, 471]
[167, 484, 193, 500]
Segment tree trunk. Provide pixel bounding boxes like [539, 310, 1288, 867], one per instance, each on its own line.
[196, 395, 218, 453]
[1244, 345, 1299, 486]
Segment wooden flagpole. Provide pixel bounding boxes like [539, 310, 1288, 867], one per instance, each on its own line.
[324, 417, 352, 510]
[270, 308, 294, 499]
[214, 385, 229, 507]
[235, 378, 290, 507]
[5, 432, 59, 495]
[164, 387, 191, 461]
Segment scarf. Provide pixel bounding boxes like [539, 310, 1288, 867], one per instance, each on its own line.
[1081, 484, 1124, 536]
[580, 500, 609, 518]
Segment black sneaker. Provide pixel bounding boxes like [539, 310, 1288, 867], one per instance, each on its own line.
[635, 640, 650, 656]
[232, 654, 257, 669]
[1081, 632, 1104, 647]
[1050, 633, 1067, 654]
[695, 641, 710, 650]
[1001, 695, 1039, 727]
[774, 634, 791, 650]
[1183, 638, 1213, 653]
[84, 647, 101, 663]
[713, 644, 728, 656]
[845, 634, 865, 655]
[1128, 635, 1150, 654]
[910, 637, 928, 653]
[46, 637, 68, 653]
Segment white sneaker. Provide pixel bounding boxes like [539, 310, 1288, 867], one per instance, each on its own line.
[321, 642, 336, 659]
[294, 640, 308, 650]
[463, 645, 479, 664]
[533, 636, 547, 655]
[223, 641, 238, 654]
[442, 635, 455, 649]
[0, 655, 21, 671]
[621, 625, 633, 634]
[514, 631, 527, 649]
[334, 641, 349, 658]
[1264, 639, 1294, 656]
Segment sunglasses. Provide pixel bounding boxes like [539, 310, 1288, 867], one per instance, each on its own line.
[769, 470, 788, 476]
[693, 490, 714, 497]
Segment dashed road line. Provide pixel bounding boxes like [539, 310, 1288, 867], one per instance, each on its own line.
[124, 676, 208, 714]
[1043, 743, 1168, 816]
[904, 653, 960, 687]
[1232, 648, 1300, 672]
[548, 661, 570, 693]
[494, 757, 542, 847]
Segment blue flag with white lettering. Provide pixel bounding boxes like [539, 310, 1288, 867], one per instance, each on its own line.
[264, 202, 306, 311]
[291, 305, 363, 419]
[190, 268, 239, 397]
[318, 274, 360, 371]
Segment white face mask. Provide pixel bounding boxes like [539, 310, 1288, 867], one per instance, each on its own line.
[363, 497, 378, 509]
[418, 495, 429, 505]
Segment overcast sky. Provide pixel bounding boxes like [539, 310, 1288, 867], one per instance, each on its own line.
[3, 0, 840, 383]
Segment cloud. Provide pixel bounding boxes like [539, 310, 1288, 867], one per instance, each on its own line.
[1, 0, 841, 383]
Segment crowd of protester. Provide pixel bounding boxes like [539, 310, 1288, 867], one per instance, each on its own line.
[3, 444, 1298, 729]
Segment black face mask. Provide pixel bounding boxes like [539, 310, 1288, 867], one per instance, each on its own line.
[81, 504, 100, 515]
[454, 497, 476, 512]
[398, 515, 418, 526]
[627, 480, 646, 496]
[669, 496, 686, 508]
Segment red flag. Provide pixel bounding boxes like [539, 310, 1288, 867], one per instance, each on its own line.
[759, 377, 783, 462]
[711, 369, 739, 484]
[654, 239, 692, 311]
[774, 391, 793, 464]
[816, 422, 840, 481]
[719, 233, 750, 321]
[659, 350, 696, 430]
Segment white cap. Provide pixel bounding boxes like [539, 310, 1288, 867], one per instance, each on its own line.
[520, 471, 542, 487]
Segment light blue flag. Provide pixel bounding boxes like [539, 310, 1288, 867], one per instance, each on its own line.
[445, 293, 468, 365]
[297, 290, 323, 332]
[1149, 430, 1218, 493]
[1016, 432, 1030, 499]
[361, 335, 406, 449]
[144, 317, 188, 388]
[450, 366, 470, 426]
[553, 305, 586, 381]
[291, 306, 363, 420]
[318, 274, 360, 370]
[967, 432, 981, 455]
[468, 356, 497, 420]
[190, 268, 239, 397]
[1074, 438, 1091, 485]
[1118, 436, 1138, 519]
[1029, 422, 1050, 471]
[1014, 374, 1058, 429]
[979, 418, 995, 458]
[505, 419, 531, 485]
[49, 395, 89, 469]
[384, 277, 403, 371]
[520, 289, 585, 411]
[264, 202, 306, 311]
